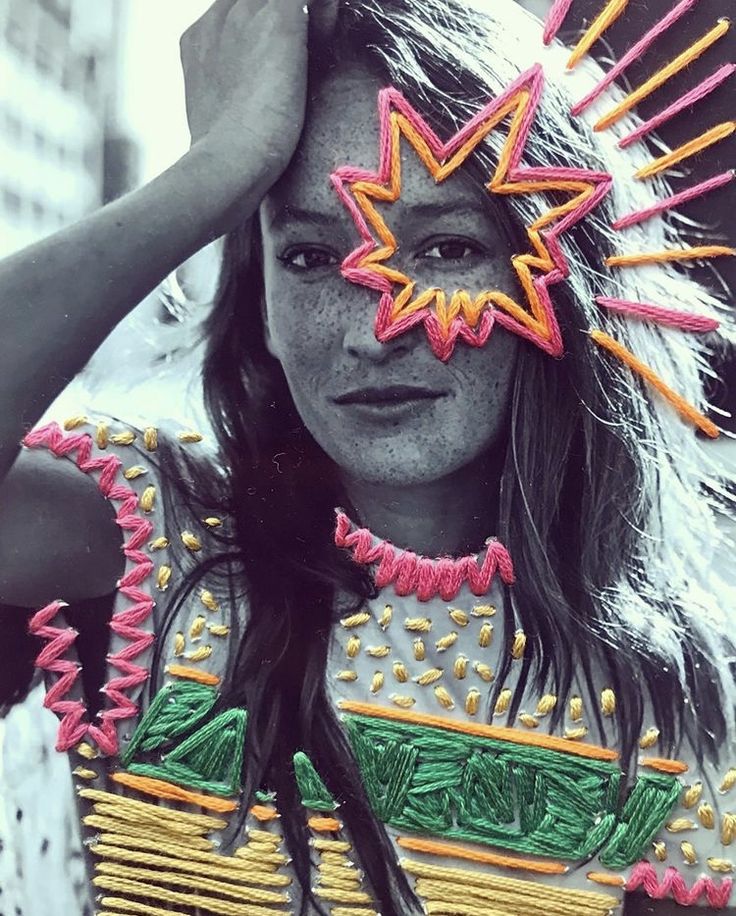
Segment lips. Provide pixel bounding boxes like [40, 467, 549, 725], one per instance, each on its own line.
[334, 385, 447, 405]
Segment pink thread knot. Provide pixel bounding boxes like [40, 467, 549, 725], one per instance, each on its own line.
[626, 862, 733, 908]
[334, 511, 515, 602]
[23, 422, 157, 755]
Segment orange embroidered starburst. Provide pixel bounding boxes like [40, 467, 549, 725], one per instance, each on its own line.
[331, 64, 612, 362]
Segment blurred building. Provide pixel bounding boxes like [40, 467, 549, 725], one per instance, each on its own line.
[0, 0, 138, 256]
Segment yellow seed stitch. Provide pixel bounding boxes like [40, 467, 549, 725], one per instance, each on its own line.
[366, 645, 391, 658]
[123, 466, 147, 480]
[478, 622, 493, 648]
[536, 694, 557, 716]
[519, 713, 539, 729]
[148, 536, 169, 551]
[173, 633, 185, 657]
[206, 623, 230, 637]
[413, 638, 426, 661]
[415, 668, 444, 686]
[189, 616, 206, 640]
[73, 767, 97, 780]
[64, 415, 87, 430]
[110, 430, 136, 446]
[471, 604, 496, 617]
[708, 858, 734, 874]
[391, 694, 416, 709]
[698, 803, 715, 829]
[681, 841, 697, 865]
[143, 426, 158, 450]
[511, 630, 526, 659]
[565, 726, 589, 740]
[378, 605, 393, 630]
[720, 768, 736, 793]
[473, 662, 494, 683]
[465, 688, 481, 716]
[435, 632, 458, 652]
[405, 617, 432, 633]
[340, 611, 371, 629]
[140, 486, 156, 513]
[370, 672, 384, 694]
[494, 687, 512, 715]
[76, 742, 98, 760]
[200, 590, 219, 612]
[393, 661, 408, 683]
[434, 685, 455, 710]
[639, 727, 660, 749]
[181, 531, 202, 552]
[156, 565, 172, 590]
[682, 783, 703, 809]
[178, 430, 204, 443]
[346, 636, 361, 659]
[652, 841, 667, 862]
[600, 688, 616, 716]
[667, 818, 697, 833]
[722, 813, 736, 845]
[336, 671, 358, 682]
[185, 645, 212, 662]
[453, 656, 468, 680]
[203, 517, 222, 528]
[96, 421, 109, 449]
[569, 696, 584, 721]
[448, 608, 469, 627]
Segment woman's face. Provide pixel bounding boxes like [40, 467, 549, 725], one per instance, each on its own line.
[259, 63, 521, 487]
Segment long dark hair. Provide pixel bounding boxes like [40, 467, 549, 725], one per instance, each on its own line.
[152, 2, 732, 913]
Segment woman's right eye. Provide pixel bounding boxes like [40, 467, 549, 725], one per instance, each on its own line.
[277, 247, 339, 271]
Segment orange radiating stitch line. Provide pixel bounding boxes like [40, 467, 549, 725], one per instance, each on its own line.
[635, 122, 736, 180]
[567, 0, 629, 70]
[165, 664, 221, 686]
[309, 816, 342, 832]
[396, 835, 568, 875]
[606, 246, 735, 267]
[590, 330, 719, 439]
[587, 871, 626, 887]
[640, 757, 690, 775]
[595, 19, 731, 131]
[338, 700, 620, 761]
[110, 772, 238, 813]
[250, 804, 279, 822]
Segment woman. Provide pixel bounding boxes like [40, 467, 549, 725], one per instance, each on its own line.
[0, 0, 734, 913]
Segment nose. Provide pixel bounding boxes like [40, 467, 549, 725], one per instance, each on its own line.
[342, 293, 413, 363]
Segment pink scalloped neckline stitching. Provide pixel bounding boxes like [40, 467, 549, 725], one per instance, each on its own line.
[23, 422, 155, 756]
[334, 511, 515, 602]
[627, 862, 733, 908]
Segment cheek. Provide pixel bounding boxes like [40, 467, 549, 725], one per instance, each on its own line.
[264, 274, 345, 367]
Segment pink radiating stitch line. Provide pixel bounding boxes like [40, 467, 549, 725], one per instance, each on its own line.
[543, 0, 575, 45]
[23, 422, 155, 755]
[570, 0, 700, 116]
[595, 296, 719, 332]
[619, 63, 736, 148]
[627, 862, 733, 908]
[331, 66, 612, 361]
[334, 511, 515, 602]
[612, 170, 735, 230]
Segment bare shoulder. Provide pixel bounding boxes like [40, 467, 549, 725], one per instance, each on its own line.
[0, 436, 124, 607]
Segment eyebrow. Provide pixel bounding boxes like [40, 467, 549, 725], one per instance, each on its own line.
[268, 199, 490, 231]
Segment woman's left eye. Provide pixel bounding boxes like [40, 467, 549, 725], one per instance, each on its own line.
[417, 238, 485, 261]
[278, 247, 339, 271]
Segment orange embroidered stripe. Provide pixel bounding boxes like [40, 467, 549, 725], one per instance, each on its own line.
[590, 330, 719, 439]
[250, 805, 279, 822]
[566, 0, 629, 71]
[338, 701, 619, 761]
[606, 246, 735, 267]
[586, 872, 626, 887]
[594, 19, 731, 131]
[640, 756, 690, 775]
[165, 664, 221, 686]
[635, 122, 736, 180]
[110, 772, 238, 813]
[396, 836, 567, 875]
[309, 816, 343, 832]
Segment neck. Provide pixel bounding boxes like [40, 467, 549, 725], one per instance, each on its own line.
[340, 453, 500, 557]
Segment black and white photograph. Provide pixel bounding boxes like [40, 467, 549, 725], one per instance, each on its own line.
[0, 1, 734, 914]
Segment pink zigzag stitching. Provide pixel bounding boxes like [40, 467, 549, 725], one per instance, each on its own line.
[627, 862, 734, 909]
[24, 422, 155, 756]
[334, 511, 515, 601]
[330, 65, 612, 361]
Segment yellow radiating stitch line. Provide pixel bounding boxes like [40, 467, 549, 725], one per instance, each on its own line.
[595, 18, 731, 131]
[84, 817, 216, 851]
[98, 897, 277, 916]
[94, 876, 286, 915]
[80, 787, 227, 832]
[567, 0, 629, 70]
[636, 122, 736, 180]
[606, 246, 735, 267]
[591, 329, 719, 438]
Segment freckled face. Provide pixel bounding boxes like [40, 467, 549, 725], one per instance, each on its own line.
[259, 64, 520, 487]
